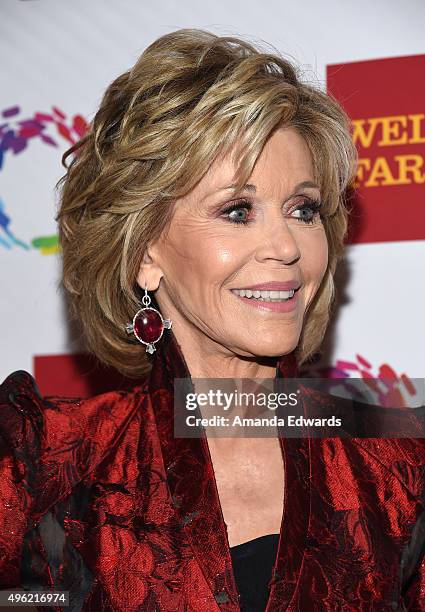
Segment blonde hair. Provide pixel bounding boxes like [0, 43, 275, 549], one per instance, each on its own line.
[56, 28, 357, 379]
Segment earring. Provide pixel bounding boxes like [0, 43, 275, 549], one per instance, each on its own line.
[125, 284, 172, 354]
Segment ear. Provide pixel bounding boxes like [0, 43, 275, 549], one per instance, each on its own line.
[136, 246, 164, 292]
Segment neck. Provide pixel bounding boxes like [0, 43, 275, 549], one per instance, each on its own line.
[170, 328, 279, 380]
[148, 328, 299, 448]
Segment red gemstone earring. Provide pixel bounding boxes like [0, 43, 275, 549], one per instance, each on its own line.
[125, 285, 172, 354]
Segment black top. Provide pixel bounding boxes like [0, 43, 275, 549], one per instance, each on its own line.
[230, 533, 280, 611]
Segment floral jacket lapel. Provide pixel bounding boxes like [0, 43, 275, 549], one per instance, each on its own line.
[148, 330, 311, 610]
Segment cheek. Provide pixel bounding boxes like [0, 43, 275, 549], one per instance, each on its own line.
[301, 230, 329, 283]
[167, 230, 244, 283]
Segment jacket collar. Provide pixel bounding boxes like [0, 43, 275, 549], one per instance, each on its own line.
[148, 329, 311, 610]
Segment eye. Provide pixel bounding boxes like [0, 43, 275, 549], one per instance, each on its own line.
[291, 199, 322, 225]
[221, 199, 253, 226]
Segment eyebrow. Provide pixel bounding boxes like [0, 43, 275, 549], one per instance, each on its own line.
[215, 180, 320, 194]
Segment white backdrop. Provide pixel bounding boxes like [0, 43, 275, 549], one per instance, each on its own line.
[1, 0, 424, 389]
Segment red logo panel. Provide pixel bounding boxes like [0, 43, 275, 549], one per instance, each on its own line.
[327, 54, 425, 244]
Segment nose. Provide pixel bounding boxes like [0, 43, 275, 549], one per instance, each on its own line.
[254, 217, 301, 265]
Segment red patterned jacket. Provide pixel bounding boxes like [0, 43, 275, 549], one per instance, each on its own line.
[0, 331, 424, 611]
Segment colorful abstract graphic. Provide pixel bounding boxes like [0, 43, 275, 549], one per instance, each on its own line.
[301, 353, 419, 408]
[0, 105, 88, 254]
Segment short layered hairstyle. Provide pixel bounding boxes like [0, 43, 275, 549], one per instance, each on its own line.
[56, 28, 358, 379]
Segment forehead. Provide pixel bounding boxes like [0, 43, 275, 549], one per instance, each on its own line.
[197, 126, 316, 200]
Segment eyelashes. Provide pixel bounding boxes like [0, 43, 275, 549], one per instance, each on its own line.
[220, 198, 323, 226]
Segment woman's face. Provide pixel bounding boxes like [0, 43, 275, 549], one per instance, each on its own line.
[139, 126, 328, 360]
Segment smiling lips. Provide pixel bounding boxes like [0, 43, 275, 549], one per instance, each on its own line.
[231, 280, 301, 301]
[232, 288, 295, 301]
[230, 281, 301, 312]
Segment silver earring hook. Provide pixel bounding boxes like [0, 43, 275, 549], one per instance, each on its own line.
[142, 284, 151, 308]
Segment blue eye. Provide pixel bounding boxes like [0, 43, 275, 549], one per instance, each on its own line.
[221, 200, 253, 225]
[292, 199, 322, 225]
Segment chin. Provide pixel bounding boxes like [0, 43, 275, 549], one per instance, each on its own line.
[239, 337, 299, 358]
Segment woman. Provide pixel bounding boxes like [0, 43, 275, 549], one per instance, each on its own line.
[0, 28, 424, 611]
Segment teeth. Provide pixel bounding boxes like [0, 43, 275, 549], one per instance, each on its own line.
[232, 288, 296, 301]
